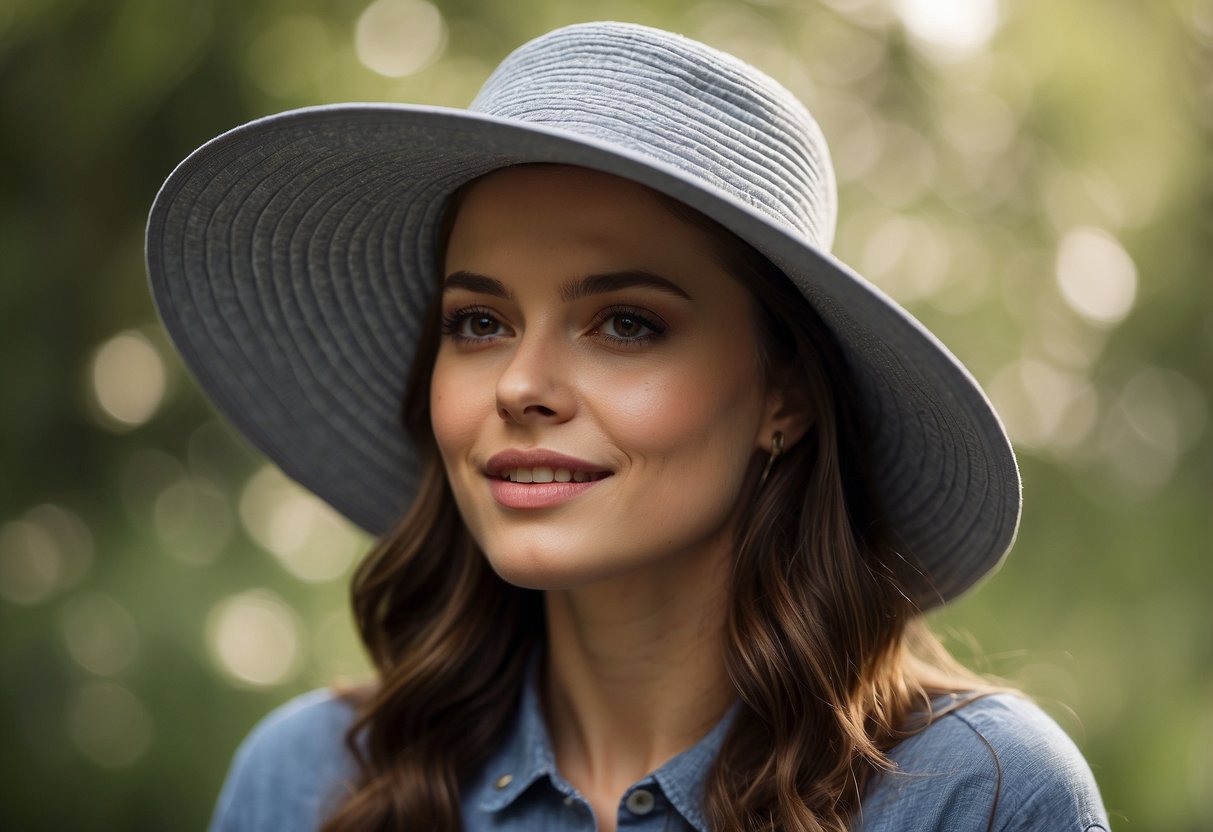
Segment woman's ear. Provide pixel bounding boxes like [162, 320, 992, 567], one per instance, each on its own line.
[758, 384, 813, 453]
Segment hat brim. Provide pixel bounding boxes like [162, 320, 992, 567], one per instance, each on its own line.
[146, 103, 1020, 607]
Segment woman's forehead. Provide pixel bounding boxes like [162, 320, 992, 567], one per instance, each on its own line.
[453, 165, 676, 231]
[445, 166, 732, 282]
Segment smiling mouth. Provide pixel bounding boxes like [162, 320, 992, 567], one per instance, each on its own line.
[497, 467, 611, 484]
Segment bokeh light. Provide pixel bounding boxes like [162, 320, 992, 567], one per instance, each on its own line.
[239, 466, 361, 583]
[1121, 369, 1206, 459]
[153, 475, 234, 566]
[935, 87, 1018, 159]
[355, 0, 447, 78]
[0, 519, 61, 604]
[1093, 367, 1208, 494]
[61, 592, 139, 676]
[989, 359, 1099, 454]
[206, 590, 303, 687]
[26, 504, 94, 585]
[88, 331, 167, 431]
[66, 681, 154, 768]
[1043, 166, 1130, 232]
[859, 213, 952, 303]
[0, 503, 92, 605]
[1054, 227, 1138, 327]
[891, 0, 1000, 58]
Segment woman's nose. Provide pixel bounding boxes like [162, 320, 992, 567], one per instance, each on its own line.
[495, 332, 575, 425]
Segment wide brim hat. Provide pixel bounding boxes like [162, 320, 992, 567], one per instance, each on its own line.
[146, 21, 1020, 608]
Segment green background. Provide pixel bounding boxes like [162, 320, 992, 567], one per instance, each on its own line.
[2, 0, 1209, 828]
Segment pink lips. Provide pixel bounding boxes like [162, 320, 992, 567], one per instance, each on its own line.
[485, 449, 612, 510]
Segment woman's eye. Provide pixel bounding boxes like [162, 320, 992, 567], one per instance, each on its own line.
[597, 309, 665, 343]
[608, 314, 647, 338]
[442, 308, 506, 341]
[463, 315, 500, 337]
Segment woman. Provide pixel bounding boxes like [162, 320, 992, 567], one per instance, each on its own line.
[147, 21, 1109, 832]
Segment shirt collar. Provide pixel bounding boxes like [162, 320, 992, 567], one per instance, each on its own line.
[469, 653, 739, 832]
[472, 657, 559, 813]
[651, 698, 739, 831]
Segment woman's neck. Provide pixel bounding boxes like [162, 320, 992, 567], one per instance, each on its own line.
[539, 543, 735, 828]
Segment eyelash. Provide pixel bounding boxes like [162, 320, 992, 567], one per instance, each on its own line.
[439, 305, 668, 348]
[440, 305, 503, 342]
[589, 306, 667, 347]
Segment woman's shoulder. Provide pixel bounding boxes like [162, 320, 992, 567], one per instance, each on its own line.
[859, 692, 1110, 832]
[208, 689, 360, 832]
[233, 687, 358, 761]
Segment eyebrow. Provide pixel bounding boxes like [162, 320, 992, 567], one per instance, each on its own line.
[442, 269, 691, 301]
[442, 271, 514, 299]
[559, 270, 691, 302]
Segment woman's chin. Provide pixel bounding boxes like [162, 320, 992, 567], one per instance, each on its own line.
[481, 549, 629, 592]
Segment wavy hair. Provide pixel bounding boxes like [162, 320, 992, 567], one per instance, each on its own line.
[319, 178, 991, 832]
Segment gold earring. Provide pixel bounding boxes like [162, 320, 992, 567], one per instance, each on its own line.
[758, 430, 784, 489]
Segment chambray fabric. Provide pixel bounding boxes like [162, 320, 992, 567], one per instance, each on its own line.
[209, 680, 1109, 831]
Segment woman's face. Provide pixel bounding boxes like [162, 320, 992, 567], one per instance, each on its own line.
[431, 165, 785, 590]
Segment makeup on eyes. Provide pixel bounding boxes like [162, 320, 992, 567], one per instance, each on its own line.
[441, 305, 506, 340]
[442, 268, 693, 303]
[439, 295, 673, 348]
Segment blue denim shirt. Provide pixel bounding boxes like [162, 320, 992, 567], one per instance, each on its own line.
[210, 675, 1109, 831]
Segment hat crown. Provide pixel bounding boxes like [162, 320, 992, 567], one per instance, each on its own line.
[470, 22, 838, 250]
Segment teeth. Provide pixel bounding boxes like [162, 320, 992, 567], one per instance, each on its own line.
[502, 467, 604, 483]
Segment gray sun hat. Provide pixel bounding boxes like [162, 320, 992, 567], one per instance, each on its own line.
[146, 20, 1020, 607]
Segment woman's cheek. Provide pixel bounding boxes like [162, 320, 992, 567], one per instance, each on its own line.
[586, 361, 743, 451]
[429, 358, 481, 455]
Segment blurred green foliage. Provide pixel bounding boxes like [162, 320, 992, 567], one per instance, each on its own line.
[1, 0, 1210, 829]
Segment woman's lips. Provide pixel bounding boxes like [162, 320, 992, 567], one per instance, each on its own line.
[488, 477, 608, 509]
[497, 466, 608, 483]
[484, 450, 612, 509]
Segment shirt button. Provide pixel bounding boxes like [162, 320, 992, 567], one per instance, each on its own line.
[494, 774, 513, 790]
[625, 788, 656, 815]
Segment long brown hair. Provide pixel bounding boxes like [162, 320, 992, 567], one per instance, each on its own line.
[320, 175, 990, 832]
